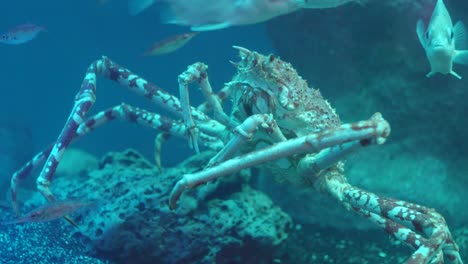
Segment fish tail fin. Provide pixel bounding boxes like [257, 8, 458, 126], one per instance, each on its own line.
[0, 220, 15, 226]
[454, 50, 468, 65]
[128, 0, 155, 16]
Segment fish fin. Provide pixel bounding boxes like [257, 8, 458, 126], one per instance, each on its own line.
[191, 22, 231, 32]
[450, 70, 462, 79]
[301, 0, 364, 9]
[416, 19, 427, 48]
[454, 21, 468, 49]
[453, 50, 468, 65]
[158, 3, 230, 31]
[128, 0, 155, 16]
[426, 71, 436, 78]
[159, 2, 184, 25]
[355, 0, 368, 6]
[64, 215, 79, 228]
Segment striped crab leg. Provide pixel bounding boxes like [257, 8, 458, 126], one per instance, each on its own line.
[10, 103, 218, 215]
[11, 56, 225, 210]
[169, 113, 390, 209]
[179, 62, 238, 129]
[324, 176, 463, 264]
[207, 113, 287, 168]
[177, 62, 239, 153]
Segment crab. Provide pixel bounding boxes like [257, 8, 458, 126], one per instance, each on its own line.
[9, 47, 462, 264]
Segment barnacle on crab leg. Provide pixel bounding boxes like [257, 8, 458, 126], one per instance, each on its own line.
[169, 112, 390, 209]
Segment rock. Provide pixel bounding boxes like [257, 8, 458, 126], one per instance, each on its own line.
[56, 148, 99, 177]
[24, 149, 292, 264]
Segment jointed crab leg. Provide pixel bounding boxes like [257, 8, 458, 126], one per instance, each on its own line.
[169, 113, 390, 209]
[178, 62, 241, 152]
[154, 132, 171, 172]
[323, 175, 463, 264]
[11, 56, 227, 206]
[178, 67, 200, 153]
[99, 57, 225, 136]
[179, 62, 238, 129]
[208, 113, 287, 167]
[196, 84, 233, 114]
[298, 140, 366, 183]
[10, 101, 221, 214]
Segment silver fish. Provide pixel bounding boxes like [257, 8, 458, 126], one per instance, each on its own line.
[416, 0, 468, 79]
[127, 0, 362, 31]
[1, 200, 96, 227]
[0, 24, 45, 45]
[300, 0, 361, 9]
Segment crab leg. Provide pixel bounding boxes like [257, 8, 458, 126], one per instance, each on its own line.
[153, 133, 170, 172]
[179, 62, 238, 130]
[207, 113, 287, 167]
[323, 175, 463, 264]
[298, 140, 365, 184]
[196, 84, 233, 115]
[99, 56, 225, 137]
[10, 103, 216, 214]
[19, 56, 226, 205]
[169, 113, 390, 209]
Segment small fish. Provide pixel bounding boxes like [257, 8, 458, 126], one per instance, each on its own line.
[0, 200, 95, 227]
[143, 32, 198, 56]
[416, 0, 468, 79]
[0, 23, 45, 45]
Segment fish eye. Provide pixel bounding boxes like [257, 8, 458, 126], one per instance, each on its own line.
[450, 29, 454, 39]
[30, 212, 40, 218]
[425, 30, 430, 39]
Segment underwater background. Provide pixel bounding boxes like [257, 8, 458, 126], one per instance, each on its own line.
[0, 0, 467, 263]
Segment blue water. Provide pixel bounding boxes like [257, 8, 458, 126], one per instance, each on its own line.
[1, 1, 467, 264]
[0, 0, 273, 163]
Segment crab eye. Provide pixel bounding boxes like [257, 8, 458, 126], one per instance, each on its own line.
[425, 30, 430, 39]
